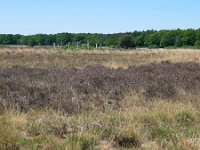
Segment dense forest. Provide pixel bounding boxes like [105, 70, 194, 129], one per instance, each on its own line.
[1, 29, 200, 49]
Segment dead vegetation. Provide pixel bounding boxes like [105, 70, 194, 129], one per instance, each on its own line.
[1, 62, 200, 114]
[1, 48, 200, 68]
[0, 48, 199, 149]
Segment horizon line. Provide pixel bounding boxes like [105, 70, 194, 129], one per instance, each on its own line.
[1, 28, 200, 36]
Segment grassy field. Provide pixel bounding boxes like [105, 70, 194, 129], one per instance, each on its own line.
[0, 48, 200, 150]
[1, 47, 200, 68]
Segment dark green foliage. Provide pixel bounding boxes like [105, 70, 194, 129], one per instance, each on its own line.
[181, 29, 196, 46]
[175, 36, 182, 47]
[118, 35, 135, 49]
[195, 40, 200, 48]
[27, 37, 36, 47]
[144, 32, 161, 47]
[0, 29, 200, 48]
[56, 33, 72, 45]
[135, 34, 145, 47]
[160, 31, 176, 47]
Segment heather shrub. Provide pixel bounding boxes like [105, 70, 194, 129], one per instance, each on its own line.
[1, 62, 200, 113]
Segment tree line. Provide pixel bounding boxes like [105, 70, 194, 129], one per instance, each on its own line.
[1, 29, 200, 49]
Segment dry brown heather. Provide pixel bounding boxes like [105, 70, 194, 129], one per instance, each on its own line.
[0, 48, 199, 150]
[1, 47, 200, 68]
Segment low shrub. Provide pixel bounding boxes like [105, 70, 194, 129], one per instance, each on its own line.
[1, 62, 200, 113]
[113, 132, 141, 148]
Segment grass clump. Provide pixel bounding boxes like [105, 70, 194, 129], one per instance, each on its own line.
[176, 111, 195, 126]
[27, 123, 41, 136]
[68, 135, 97, 150]
[0, 117, 20, 150]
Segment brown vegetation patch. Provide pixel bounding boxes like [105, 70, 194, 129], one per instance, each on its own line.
[0, 62, 200, 113]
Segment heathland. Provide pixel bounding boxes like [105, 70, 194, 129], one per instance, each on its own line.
[0, 47, 199, 150]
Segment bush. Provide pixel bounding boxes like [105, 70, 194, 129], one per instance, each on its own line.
[118, 35, 135, 49]
[195, 40, 200, 48]
[113, 132, 140, 148]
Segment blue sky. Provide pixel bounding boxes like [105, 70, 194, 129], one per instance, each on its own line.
[0, 0, 199, 35]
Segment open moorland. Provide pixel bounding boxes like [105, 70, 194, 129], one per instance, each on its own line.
[0, 48, 200, 150]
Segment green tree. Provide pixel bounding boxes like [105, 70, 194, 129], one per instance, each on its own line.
[27, 37, 36, 47]
[0, 34, 15, 45]
[56, 33, 72, 45]
[144, 32, 161, 47]
[181, 29, 196, 46]
[195, 29, 200, 41]
[104, 34, 119, 47]
[119, 35, 135, 49]
[175, 36, 182, 47]
[160, 31, 176, 47]
[1, 29, 200, 48]
[135, 34, 145, 47]
[34, 34, 46, 46]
